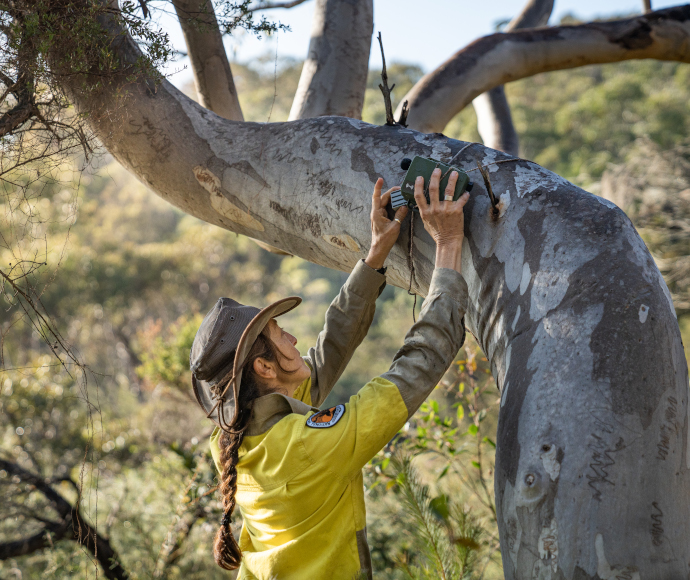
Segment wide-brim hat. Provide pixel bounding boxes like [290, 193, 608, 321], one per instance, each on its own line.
[190, 295, 301, 430]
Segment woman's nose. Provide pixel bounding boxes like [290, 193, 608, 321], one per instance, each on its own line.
[289, 333, 297, 346]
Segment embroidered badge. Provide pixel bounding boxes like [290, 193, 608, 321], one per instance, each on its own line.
[306, 404, 345, 429]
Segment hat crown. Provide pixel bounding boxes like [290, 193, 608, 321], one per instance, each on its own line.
[190, 297, 261, 385]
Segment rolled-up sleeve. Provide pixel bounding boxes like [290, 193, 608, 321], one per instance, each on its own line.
[305, 259, 386, 407]
[381, 268, 468, 419]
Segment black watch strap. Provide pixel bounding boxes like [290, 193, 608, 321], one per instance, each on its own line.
[362, 259, 386, 276]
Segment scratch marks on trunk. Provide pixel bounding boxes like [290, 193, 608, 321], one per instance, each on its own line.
[269, 200, 324, 237]
[657, 396, 678, 460]
[587, 434, 624, 501]
[651, 502, 664, 547]
[193, 166, 265, 231]
[595, 534, 640, 580]
[322, 234, 360, 252]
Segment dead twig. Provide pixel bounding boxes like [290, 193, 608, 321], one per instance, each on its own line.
[377, 32, 397, 126]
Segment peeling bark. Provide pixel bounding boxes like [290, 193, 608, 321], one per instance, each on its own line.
[471, 0, 553, 155]
[399, 5, 690, 134]
[55, 6, 690, 580]
[173, 0, 244, 121]
[288, 0, 373, 120]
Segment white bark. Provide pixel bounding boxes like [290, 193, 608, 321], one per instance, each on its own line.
[173, 0, 244, 121]
[59, 7, 690, 580]
[398, 6, 690, 134]
[288, 0, 373, 120]
[471, 0, 553, 155]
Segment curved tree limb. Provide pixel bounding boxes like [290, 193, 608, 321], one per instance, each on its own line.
[288, 0, 373, 120]
[51, 4, 690, 578]
[398, 5, 690, 134]
[471, 0, 553, 155]
[247, 0, 311, 11]
[0, 459, 129, 580]
[172, 0, 244, 121]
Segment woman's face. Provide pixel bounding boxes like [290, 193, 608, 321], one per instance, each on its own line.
[263, 318, 311, 396]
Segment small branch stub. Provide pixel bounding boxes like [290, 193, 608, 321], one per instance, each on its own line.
[474, 158, 500, 218]
[377, 32, 397, 126]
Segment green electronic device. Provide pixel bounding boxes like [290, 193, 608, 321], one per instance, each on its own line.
[390, 156, 474, 211]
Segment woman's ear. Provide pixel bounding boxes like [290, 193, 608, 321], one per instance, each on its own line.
[253, 357, 277, 381]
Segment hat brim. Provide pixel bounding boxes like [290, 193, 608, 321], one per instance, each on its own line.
[195, 296, 302, 428]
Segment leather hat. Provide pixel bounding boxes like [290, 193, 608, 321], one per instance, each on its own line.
[190, 295, 301, 429]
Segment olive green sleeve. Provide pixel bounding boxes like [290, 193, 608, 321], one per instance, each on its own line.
[381, 268, 468, 419]
[305, 259, 386, 407]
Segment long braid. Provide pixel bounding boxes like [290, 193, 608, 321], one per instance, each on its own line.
[212, 329, 297, 570]
[213, 406, 251, 569]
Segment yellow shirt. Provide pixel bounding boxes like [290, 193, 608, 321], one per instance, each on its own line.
[210, 375, 408, 579]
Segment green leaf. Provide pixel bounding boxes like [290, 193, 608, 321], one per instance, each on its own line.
[456, 405, 464, 421]
[482, 437, 496, 449]
[471, 461, 481, 469]
[430, 400, 439, 414]
[429, 494, 450, 521]
[381, 457, 391, 470]
[467, 424, 478, 436]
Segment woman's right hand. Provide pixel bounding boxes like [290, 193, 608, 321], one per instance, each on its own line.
[414, 168, 470, 274]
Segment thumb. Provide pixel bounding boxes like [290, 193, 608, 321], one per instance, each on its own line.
[394, 205, 409, 223]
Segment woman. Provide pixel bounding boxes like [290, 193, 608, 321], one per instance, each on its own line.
[190, 169, 470, 579]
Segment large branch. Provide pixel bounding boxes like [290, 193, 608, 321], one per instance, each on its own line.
[0, 459, 129, 580]
[471, 0, 553, 155]
[288, 0, 373, 120]
[54, 6, 690, 579]
[173, 0, 244, 121]
[398, 5, 690, 134]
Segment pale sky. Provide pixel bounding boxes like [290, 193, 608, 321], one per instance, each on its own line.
[158, 0, 681, 87]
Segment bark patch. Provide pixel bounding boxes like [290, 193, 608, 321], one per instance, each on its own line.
[322, 234, 360, 252]
[193, 166, 265, 232]
[351, 146, 378, 184]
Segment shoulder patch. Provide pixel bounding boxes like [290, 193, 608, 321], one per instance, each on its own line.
[306, 404, 345, 429]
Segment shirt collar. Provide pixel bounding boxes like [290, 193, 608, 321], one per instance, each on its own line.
[248, 392, 318, 436]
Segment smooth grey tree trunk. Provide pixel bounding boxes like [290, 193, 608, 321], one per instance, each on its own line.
[397, 6, 690, 134]
[173, 0, 244, 121]
[58, 6, 690, 579]
[471, 0, 553, 155]
[288, 0, 373, 120]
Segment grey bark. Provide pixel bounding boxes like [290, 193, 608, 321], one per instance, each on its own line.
[398, 6, 690, 134]
[288, 0, 373, 120]
[471, 0, 553, 155]
[173, 0, 244, 121]
[57, 5, 690, 579]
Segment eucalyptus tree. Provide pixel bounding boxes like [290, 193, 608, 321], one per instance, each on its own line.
[2, 0, 690, 578]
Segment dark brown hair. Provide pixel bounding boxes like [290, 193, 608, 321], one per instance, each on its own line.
[213, 326, 298, 570]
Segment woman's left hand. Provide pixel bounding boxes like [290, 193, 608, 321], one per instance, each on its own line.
[365, 177, 409, 270]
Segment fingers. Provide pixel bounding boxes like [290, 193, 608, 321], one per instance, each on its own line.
[456, 190, 470, 209]
[429, 168, 441, 208]
[380, 187, 398, 207]
[413, 176, 427, 211]
[445, 171, 459, 200]
[393, 205, 409, 224]
[372, 177, 384, 211]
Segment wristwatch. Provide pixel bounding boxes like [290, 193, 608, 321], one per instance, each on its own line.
[362, 259, 386, 275]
